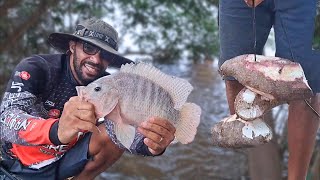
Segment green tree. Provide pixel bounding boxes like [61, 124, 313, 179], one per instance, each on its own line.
[0, 0, 111, 92]
[103, 0, 219, 63]
[0, 0, 219, 94]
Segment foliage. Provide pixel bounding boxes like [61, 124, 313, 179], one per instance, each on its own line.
[0, 0, 112, 93]
[0, 0, 219, 93]
[103, 0, 219, 63]
[0, 0, 318, 91]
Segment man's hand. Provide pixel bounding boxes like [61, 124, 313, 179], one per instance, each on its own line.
[58, 96, 98, 144]
[138, 117, 176, 155]
[244, 0, 264, 7]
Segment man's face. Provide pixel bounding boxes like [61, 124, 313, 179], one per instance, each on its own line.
[70, 41, 112, 85]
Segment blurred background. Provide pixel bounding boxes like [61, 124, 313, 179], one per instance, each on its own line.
[0, 0, 320, 179]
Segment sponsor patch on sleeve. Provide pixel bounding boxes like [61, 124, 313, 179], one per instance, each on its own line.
[19, 71, 31, 80]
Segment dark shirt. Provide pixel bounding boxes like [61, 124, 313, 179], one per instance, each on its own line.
[0, 54, 152, 170]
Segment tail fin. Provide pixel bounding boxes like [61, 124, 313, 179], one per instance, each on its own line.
[175, 103, 201, 144]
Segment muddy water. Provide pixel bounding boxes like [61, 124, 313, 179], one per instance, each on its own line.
[97, 61, 249, 180]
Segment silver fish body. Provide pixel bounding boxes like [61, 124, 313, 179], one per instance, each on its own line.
[111, 73, 180, 126]
[77, 62, 201, 149]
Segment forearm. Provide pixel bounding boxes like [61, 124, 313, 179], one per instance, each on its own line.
[0, 91, 59, 146]
[0, 107, 58, 146]
[0, 56, 55, 146]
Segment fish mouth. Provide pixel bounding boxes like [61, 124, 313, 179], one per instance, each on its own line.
[76, 86, 84, 97]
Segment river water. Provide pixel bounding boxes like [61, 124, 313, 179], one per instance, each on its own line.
[97, 61, 249, 180]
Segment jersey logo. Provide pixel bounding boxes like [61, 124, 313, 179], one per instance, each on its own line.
[11, 81, 24, 92]
[0, 114, 31, 131]
[45, 100, 55, 107]
[42, 144, 69, 153]
[20, 71, 31, 80]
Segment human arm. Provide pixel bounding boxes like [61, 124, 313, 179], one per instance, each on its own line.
[0, 55, 99, 146]
[0, 56, 58, 146]
[57, 96, 100, 144]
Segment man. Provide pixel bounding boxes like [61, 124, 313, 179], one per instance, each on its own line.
[219, 0, 320, 179]
[0, 18, 176, 179]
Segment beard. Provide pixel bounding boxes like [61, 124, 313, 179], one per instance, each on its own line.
[73, 49, 105, 85]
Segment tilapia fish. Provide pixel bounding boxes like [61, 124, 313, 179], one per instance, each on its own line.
[76, 62, 201, 149]
[212, 54, 313, 148]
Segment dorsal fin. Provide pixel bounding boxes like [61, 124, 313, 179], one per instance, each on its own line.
[120, 62, 193, 109]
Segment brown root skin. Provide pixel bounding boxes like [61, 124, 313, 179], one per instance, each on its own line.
[220, 54, 313, 101]
[211, 116, 272, 148]
[235, 88, 284, 120]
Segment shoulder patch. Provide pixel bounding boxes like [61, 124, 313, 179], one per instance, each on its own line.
[20, 71, 31, 80]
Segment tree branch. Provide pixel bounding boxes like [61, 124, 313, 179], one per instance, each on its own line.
[0, 0, 58, 53]
[0, 0, 22, 17]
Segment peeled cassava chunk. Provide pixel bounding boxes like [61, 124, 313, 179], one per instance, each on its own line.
[220, 54, 313, 101]
[211, 114, 273, 148]
[235, 88, 284, 120]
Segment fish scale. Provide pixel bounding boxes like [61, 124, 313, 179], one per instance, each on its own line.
[114, 73, 178, 124]
[77, 62, 201, 149]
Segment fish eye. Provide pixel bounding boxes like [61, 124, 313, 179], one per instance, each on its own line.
[94, 86, 101, 92]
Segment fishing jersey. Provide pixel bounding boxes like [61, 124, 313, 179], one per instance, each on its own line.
[0, 54, 152, 170]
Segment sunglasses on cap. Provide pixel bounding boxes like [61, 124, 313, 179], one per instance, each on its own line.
[80, 41, 115, 63]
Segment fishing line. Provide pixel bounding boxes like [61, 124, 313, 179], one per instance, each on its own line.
[279, 9, 320, 118]
[252, 0, 257, 61]
[305, 99, 320, 118]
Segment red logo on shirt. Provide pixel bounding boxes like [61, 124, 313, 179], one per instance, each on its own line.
[48, 109, 60, 118]
[20, 71, 31, 80]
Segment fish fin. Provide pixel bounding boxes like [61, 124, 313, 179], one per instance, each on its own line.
[99, 91, 119, 118]
[170, 137, 179, 144]
[114, 122, 136, 150]
[175, 103, 201, 144]
[120, 62, 193, 109]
